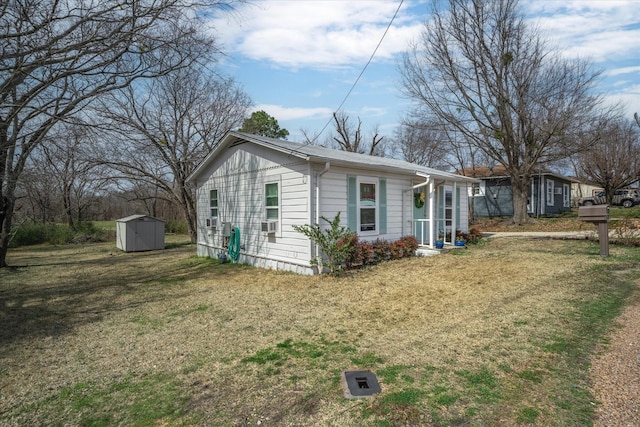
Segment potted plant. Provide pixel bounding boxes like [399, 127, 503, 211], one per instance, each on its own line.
[435, 238, 444, 249]
[454, 233, 466, 247]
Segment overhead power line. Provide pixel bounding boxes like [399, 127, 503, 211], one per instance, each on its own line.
[310, 0, 405, 144]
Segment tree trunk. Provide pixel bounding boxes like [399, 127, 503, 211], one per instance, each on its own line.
[63, 183, 75, 231]
[511, 174, 531, 225]
[185, 206, 197, 244]
[0, 195, 15, 268]
[178, 182, 197, 244]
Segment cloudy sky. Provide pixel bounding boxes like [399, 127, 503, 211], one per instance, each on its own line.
[208, 0, 640, 142]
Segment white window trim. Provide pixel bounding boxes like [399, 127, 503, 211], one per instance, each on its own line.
[470, 181, 485, 197]
[264, 177, 282, 236]
[357, 176, 379, 236]
[209, 189, 219, 219]
[563, 183, 570, 208]
[546, 180, 554, 206]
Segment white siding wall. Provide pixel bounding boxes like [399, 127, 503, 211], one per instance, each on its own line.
[317, 166, 415, 242]
[194, 144, 315, 274]
[195, 146, 474, 274]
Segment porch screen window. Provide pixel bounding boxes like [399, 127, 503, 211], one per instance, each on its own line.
[359, 182, 376, 232]
[209, 190, 218, 218]
[265, 183, 279, 220]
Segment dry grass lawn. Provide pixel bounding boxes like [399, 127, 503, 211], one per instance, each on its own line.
[1, 235, 638, 426]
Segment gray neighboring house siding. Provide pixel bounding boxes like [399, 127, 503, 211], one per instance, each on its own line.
[471, 173, 572, 218]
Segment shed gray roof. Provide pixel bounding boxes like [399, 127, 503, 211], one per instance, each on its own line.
[116, 214, 164, 223]
[188, 131, 477, 184]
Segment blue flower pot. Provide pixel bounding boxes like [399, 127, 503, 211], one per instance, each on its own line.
[435, 241, 444, 249]
[454, 240, 466, 247]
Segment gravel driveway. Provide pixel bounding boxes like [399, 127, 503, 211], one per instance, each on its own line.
[590, 290, 640, 426]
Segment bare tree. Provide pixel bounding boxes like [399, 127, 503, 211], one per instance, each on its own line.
[400, 0, 612, 225]
[0, 0, 236, 267]
[95, 66, 251, 242]
[394, 117, 453, 169]
[574, 118, 640, 204]
[37, 124, 110, 230]
[331, 112, 384, 156]
[16, 163, 59, 224]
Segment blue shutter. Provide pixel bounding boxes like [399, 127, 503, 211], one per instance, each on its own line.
[379, 178, 387, 234]
[347, 175, 357, 232]
[455, 187, 461, 230]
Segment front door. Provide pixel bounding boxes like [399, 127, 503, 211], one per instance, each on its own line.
[413, 188, 430, 245]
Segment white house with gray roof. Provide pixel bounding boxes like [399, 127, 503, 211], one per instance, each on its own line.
[186, 131, 477, 275]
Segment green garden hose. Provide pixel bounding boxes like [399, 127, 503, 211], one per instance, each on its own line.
[228, 226, 240, 263]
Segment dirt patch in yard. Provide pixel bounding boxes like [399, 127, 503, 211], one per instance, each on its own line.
[1, 236, 638, 426]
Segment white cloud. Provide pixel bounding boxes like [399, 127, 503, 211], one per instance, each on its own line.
[525, 2, 640, 63]
[606, 66, 640, 77]
[251, 104, 333, 121]
[360, 106, 388, 117]
[209, 0, 424, 69]
[606, 84, 640, 118]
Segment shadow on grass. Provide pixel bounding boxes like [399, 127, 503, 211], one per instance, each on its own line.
[0, 242, 249, 353]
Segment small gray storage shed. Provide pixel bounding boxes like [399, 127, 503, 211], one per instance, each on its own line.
[116, 215, 165, 252]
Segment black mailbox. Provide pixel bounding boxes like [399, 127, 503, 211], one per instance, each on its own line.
[578, 205, 609, 222]
[578, 204, 609, 257]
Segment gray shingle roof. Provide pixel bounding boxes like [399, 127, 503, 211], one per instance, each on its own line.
[188, 131, 477, 184]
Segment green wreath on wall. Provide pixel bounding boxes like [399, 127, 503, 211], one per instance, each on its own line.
[414, 192, 425, 208]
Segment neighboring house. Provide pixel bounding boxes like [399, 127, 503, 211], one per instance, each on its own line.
[186, 131, 477, 275]
[462, 166, 572, 218]
[568, 177, 603, 207]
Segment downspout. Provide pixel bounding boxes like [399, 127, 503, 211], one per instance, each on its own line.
[429, 179, 435, 248]
[315, 162, 331, 265]
[316, 162, 331, 225]
[452, 181, 458, 238]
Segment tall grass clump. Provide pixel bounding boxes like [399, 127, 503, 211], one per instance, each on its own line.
[165, 219, 188, 234]
[9, 221, 109, 247]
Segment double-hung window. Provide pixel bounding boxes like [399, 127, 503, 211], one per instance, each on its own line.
[359, 181, 377, 232]
[209, 189, 218, 218]
[265, 182, 279, 221]
[347, 175, 386, 235]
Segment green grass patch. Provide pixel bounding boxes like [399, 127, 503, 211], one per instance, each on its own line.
[25, 374, 188, 426]
[516, 369, 545, 383]
[350, 352, 384, 367]
[517, 406, 541, 423]
[242, 338, 367, 369]
[376, 365, 410, 384]
[455, 367, 501, 403]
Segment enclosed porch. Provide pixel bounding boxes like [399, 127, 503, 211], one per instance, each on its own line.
[410, 176, 472, 250]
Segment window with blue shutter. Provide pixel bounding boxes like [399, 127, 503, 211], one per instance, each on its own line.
[347, 176, 386, 235]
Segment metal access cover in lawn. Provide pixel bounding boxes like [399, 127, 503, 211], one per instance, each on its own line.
[341, 370, 381, 399]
